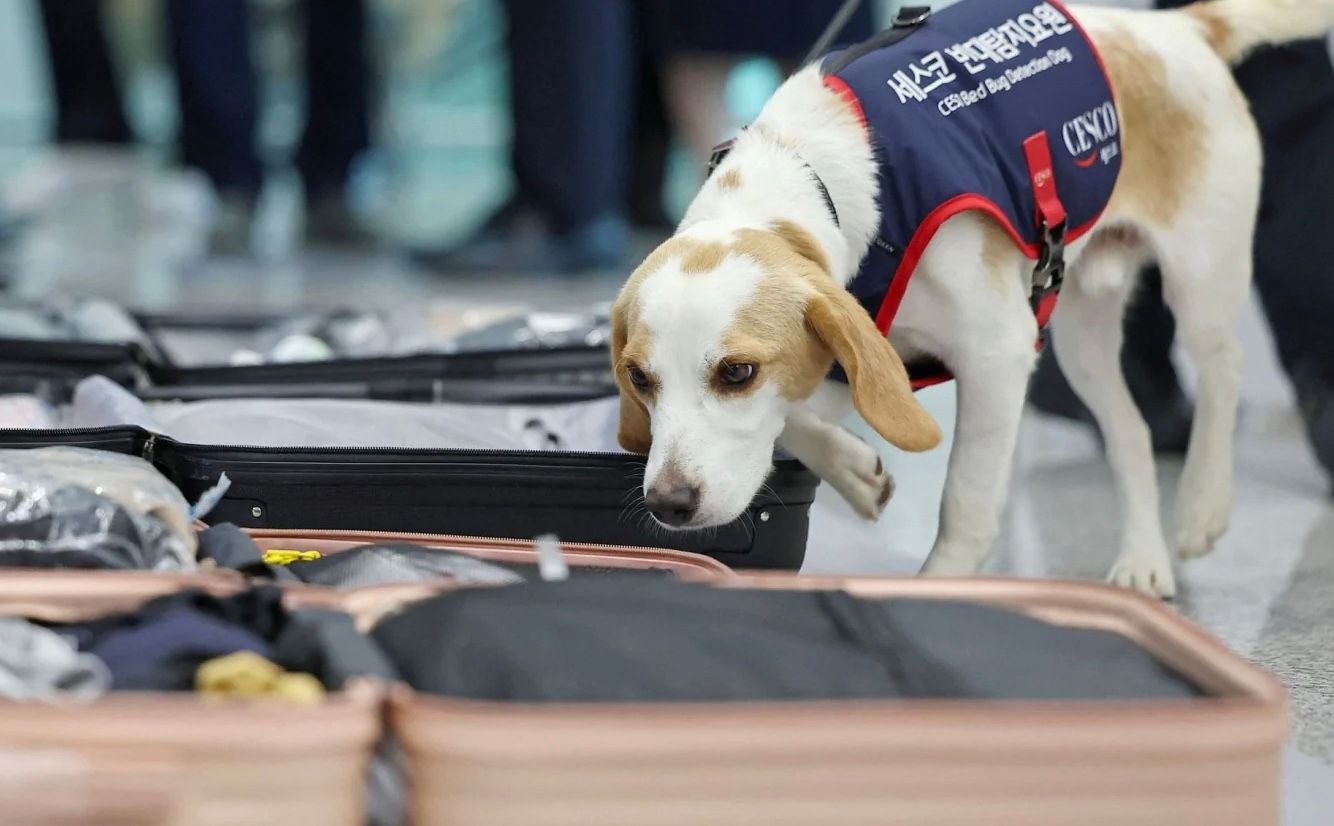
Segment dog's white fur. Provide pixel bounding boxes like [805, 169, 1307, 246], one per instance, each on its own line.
[613, 0, 1334, 596]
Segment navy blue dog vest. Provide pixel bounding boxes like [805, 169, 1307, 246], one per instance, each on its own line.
[821, 0, 1122, 388]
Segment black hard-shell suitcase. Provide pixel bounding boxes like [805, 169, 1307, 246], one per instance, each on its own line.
[0, 337, 150, 394]
[0, 426, 818, 570]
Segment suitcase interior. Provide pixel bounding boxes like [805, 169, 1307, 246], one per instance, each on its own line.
[388, 576, 1288, 826]
[0, 570, 380, 826]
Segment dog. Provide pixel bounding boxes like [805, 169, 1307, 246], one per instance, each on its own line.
[610, 0, 1334, 597]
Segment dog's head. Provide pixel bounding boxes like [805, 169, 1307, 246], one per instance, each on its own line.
[611, 219, 941, 529]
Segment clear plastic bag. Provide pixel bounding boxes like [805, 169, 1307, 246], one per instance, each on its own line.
[0, 447, 196, 570]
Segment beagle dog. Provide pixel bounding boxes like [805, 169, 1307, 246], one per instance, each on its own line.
[611, 0, 1334, 597]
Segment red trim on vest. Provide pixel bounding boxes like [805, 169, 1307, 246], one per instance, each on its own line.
[822, 75, 868, 128]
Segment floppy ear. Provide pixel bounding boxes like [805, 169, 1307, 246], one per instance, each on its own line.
[805, 281, 942, 452]
[610, 295, 652, 454]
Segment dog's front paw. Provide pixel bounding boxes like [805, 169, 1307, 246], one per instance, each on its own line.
[1107, 551, 1177, 599]
[824, 431, 895, 520]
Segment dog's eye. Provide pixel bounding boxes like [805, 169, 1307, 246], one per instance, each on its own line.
[718, 362, 758, 387]
[627, 365, 651, 389]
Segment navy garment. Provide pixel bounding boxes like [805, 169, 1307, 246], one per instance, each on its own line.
[89, 608, 273, 691]
[62, 588, 287, 691]
[641, 0, 876, 61]
[36, 0, 133, 145]
[823, 0, 1120, 336]
[501, 0, 635, 234]
[166, 0, 370, 197]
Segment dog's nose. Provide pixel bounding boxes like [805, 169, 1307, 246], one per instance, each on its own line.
[646, 483, 701, 527]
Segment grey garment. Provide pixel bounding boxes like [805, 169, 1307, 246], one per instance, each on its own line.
[376, 578, 1200, 703]
[66, 375, 160, 432]
[0, 618, 110, 701]
[147, 397, 622, 452]
[0, 395, 58, 430]
[367, 737, 407, 826]
[274, 608, 400, 689]
[64, 374, 623, 453]
[0, 448, 195, 570]
[288, 544, 524, 590]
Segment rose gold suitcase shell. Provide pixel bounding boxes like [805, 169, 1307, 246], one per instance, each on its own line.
[390, 576, 1288, 826]
[0, 571, 380, 826]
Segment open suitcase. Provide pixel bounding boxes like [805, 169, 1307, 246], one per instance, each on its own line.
[383, 576, 1287, 826]
[0, 514, 1288, 825]
[0, 426, 818, 569]
[0, 570, 380, 826]
[0, 533, 730, 825]
[0, 303, 617, 403]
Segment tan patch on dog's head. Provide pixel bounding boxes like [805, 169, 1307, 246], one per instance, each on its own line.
[721, 225, 835, 401]
[1185, 4, 1234, 58]
[613, 223, 941, 452]
[1097, 28, 1209, 226]
[716, 168, 743, 191]
[724, 224, 941, 451]
[633, 234, 730, 276]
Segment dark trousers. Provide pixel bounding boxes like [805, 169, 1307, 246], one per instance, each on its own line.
[165, 0, 370, 198]
[500, 0, 634, 233]
[1236, 40, 1334, 379]
[37, 0, 132, 144]
[1139, 1, 1334, 382]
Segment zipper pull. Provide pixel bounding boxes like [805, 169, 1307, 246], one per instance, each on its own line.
[535, 534, 568, 582]
[262, 549, 324, 566]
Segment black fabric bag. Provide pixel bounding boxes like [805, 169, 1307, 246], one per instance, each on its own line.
[373, 578, 1200, 703]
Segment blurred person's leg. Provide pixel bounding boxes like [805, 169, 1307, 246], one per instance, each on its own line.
[295, 0, 374, 246]
[37, 0, 132, 144]
[166, 0, 262, 253]
[1236, 39, 1334, 482]
[416, 0, 633, 273]
[628, 44, 675, 232]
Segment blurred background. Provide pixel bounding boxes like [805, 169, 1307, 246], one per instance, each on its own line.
[0, 0, 906, 314]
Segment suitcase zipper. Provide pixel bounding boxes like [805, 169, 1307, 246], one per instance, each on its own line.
[245, 527, 730, 567]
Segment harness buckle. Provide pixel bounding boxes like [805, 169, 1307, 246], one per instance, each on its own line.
[894, 6, 933, 27]
[1031, 219, 1067, 311]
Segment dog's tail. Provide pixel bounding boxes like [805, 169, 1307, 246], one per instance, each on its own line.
[1184, 0, 1334, 64]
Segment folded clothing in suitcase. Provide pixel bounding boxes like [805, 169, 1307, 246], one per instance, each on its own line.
[0, 573, 382, 826]
[386, 576, 1287, 826]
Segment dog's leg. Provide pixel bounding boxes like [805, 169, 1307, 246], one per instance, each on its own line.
[1052, 270, 1177, 597]
[780, 396, 895, 520]
[1159, 245, 1248, 560]
[919, 342, 1036, 577]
